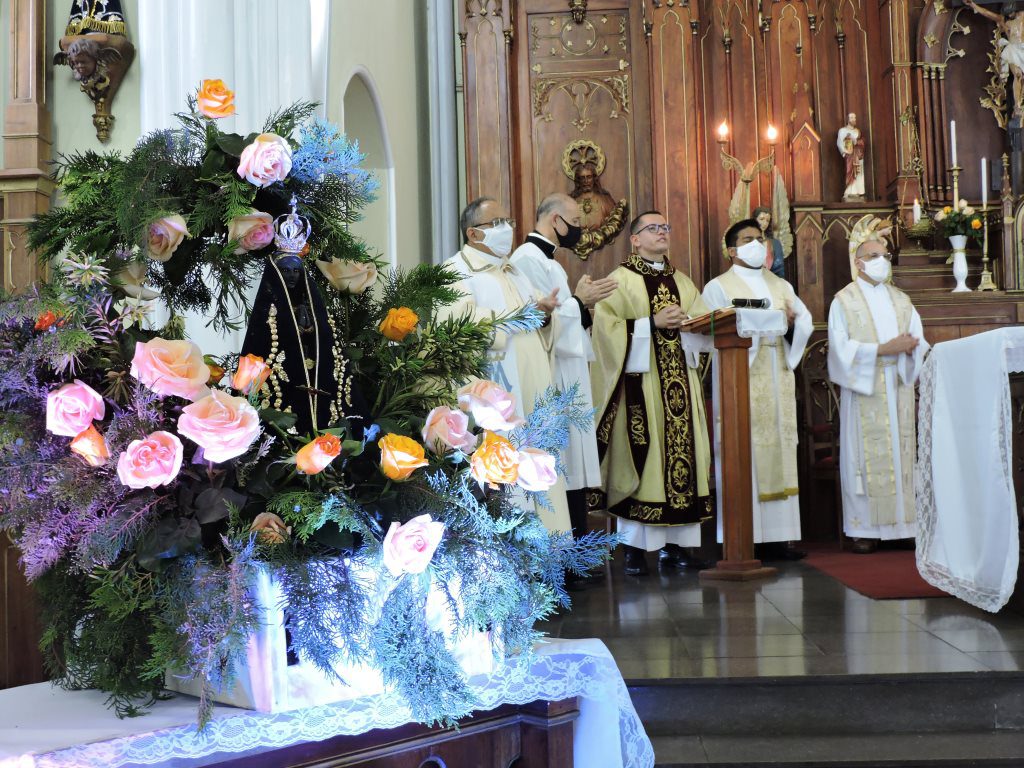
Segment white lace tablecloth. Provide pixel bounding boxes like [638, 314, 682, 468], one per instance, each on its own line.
[0, 638, 653, 768]
[916, 327, 1024, 612]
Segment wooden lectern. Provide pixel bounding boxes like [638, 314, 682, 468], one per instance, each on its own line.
[681, 309, 778, 582]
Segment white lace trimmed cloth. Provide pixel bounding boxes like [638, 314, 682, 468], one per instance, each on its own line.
[679, 307, 787, 358]
[916, 327, 1024, 612]
[0, 638, 654, 768]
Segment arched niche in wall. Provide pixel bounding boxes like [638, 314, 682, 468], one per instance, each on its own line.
[342, 68, 396, 268]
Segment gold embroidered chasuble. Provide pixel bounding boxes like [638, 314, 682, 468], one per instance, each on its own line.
[835, 282, 916, 526]
[591, 255, 712, 525]
[712, 269, 800, 502]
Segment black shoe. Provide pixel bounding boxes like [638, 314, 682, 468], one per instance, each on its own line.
[623, 546, 649, 576]
[851, 538, 878, 554]
[659, 546, 710, 570]
[782, 545, 807, 561]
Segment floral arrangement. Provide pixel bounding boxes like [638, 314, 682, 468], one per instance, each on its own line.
[933, 198, 984, 241]
[1, 82, 613, 725]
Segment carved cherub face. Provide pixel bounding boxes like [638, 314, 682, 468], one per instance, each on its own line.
[65, 39, 101, 81]
[756, 211, 771, 230]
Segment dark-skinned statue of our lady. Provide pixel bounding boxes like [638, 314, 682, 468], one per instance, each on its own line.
[240, 197, 363, 437]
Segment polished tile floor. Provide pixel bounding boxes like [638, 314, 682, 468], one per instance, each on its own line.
[542, 551, 1024, 681]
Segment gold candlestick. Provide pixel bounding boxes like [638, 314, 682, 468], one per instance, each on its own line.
[979, 205, 997, 291]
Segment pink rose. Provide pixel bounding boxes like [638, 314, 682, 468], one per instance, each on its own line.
[382, 514, 445, 577]
[516, 447, 558, 492]
[146, 215, 190, 262]
[236, 133, 292, 188]
[131, 338, 211, 401]
[457, 380, 524, 432]
[46, 380, 105, 437]
[177, 390, 261, 463]
[422, 406, 477, 455]
[116, 430, 183, 489]
[227, 209, 275, 255]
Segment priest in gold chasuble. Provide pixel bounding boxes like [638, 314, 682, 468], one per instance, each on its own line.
[591, 212, 713, 568]
[702, 219, 813, 549]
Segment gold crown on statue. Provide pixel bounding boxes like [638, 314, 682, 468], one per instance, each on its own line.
[848, 214, 893, 280]
[273, 195, 312, 254]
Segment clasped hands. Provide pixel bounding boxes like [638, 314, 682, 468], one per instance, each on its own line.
[877, 333, 919, 356]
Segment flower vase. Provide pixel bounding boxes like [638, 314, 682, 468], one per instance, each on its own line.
[949, 235, 971, 293]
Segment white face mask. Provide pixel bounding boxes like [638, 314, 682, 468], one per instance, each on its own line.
[861, 257, 891, 282]
[477, 222, 514, 258]
[735, 239, 767, 269]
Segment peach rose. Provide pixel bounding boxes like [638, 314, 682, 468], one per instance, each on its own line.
[231, 354, 271, 394]
[70, 425, 110, 467]
[116, 430, 183, 489]
[146, 215, 190, 262]
[469, 431, 519, 490]
[516, 447, 558, 492]
[131, 338, 211, 401]
[197, 78, 235, 119]
[250, 512, 290, 544]
[46, 380, 105, 437]
[378, 433, 429, 481]
[382, 514, 445, 576]
[227, 209, 275, 255]
[422, 406, 476, 455]
[379, 307, 419, 342]
[236, 133, 292, 188]
[177, 390, 261, 463]
[316, 259, 378, 294]
[457, 380, 523, 432]
[295, 434, 342, 475]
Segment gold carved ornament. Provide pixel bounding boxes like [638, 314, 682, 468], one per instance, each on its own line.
[561, 139, 629, 260]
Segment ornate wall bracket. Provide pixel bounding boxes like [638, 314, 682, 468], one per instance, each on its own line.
[53, 2, 135, 142]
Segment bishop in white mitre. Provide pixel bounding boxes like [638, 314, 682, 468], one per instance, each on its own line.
[827, 215, 928, 552]
[702, 218, 813, 550]
[441, 196, 572, 533]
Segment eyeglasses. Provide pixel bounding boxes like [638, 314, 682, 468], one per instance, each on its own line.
[862, 252, 893, 261]
[475, 218, 516, 229]
[637, 223, 671, 235]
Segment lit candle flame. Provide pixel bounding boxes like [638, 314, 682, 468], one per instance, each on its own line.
[766, 124, 778, 143]
[717, 121, 729, 141]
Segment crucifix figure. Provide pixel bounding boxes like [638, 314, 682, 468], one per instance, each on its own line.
[966, 0, 1024, 119]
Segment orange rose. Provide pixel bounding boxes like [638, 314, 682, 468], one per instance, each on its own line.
[469, 431, 519, 490]
[250, 512, 290, 544]
[232, 354, 271, 394]
[35, 311, 58, 331]
[379, 307, 419, 342]
[295, 434, 342, 475]
[378, 433, 428, 481]
[70, 425, 110, 467]
[971, 219, 982, 230]
[197, 79, 235, 119]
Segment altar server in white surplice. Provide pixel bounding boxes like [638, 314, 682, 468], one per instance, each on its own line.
[702, 218, 813, 554]
[827, 215, 928, 553]
[510, 194, 618, 566]
[441, 196, 571, 533]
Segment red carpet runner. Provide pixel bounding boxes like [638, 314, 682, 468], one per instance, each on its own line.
[802, 544, 949, 599]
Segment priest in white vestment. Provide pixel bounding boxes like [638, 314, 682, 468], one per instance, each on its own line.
[827, 215, 928, 553]
[702, 219, 813, 555]
[510, 194, 618, 582]
[441, 197, 571, 533]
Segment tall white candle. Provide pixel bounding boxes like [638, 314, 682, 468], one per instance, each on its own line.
[982, 157, 988, 208]
[913, 198, 922, 224]
[950, 121, 958, 166]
